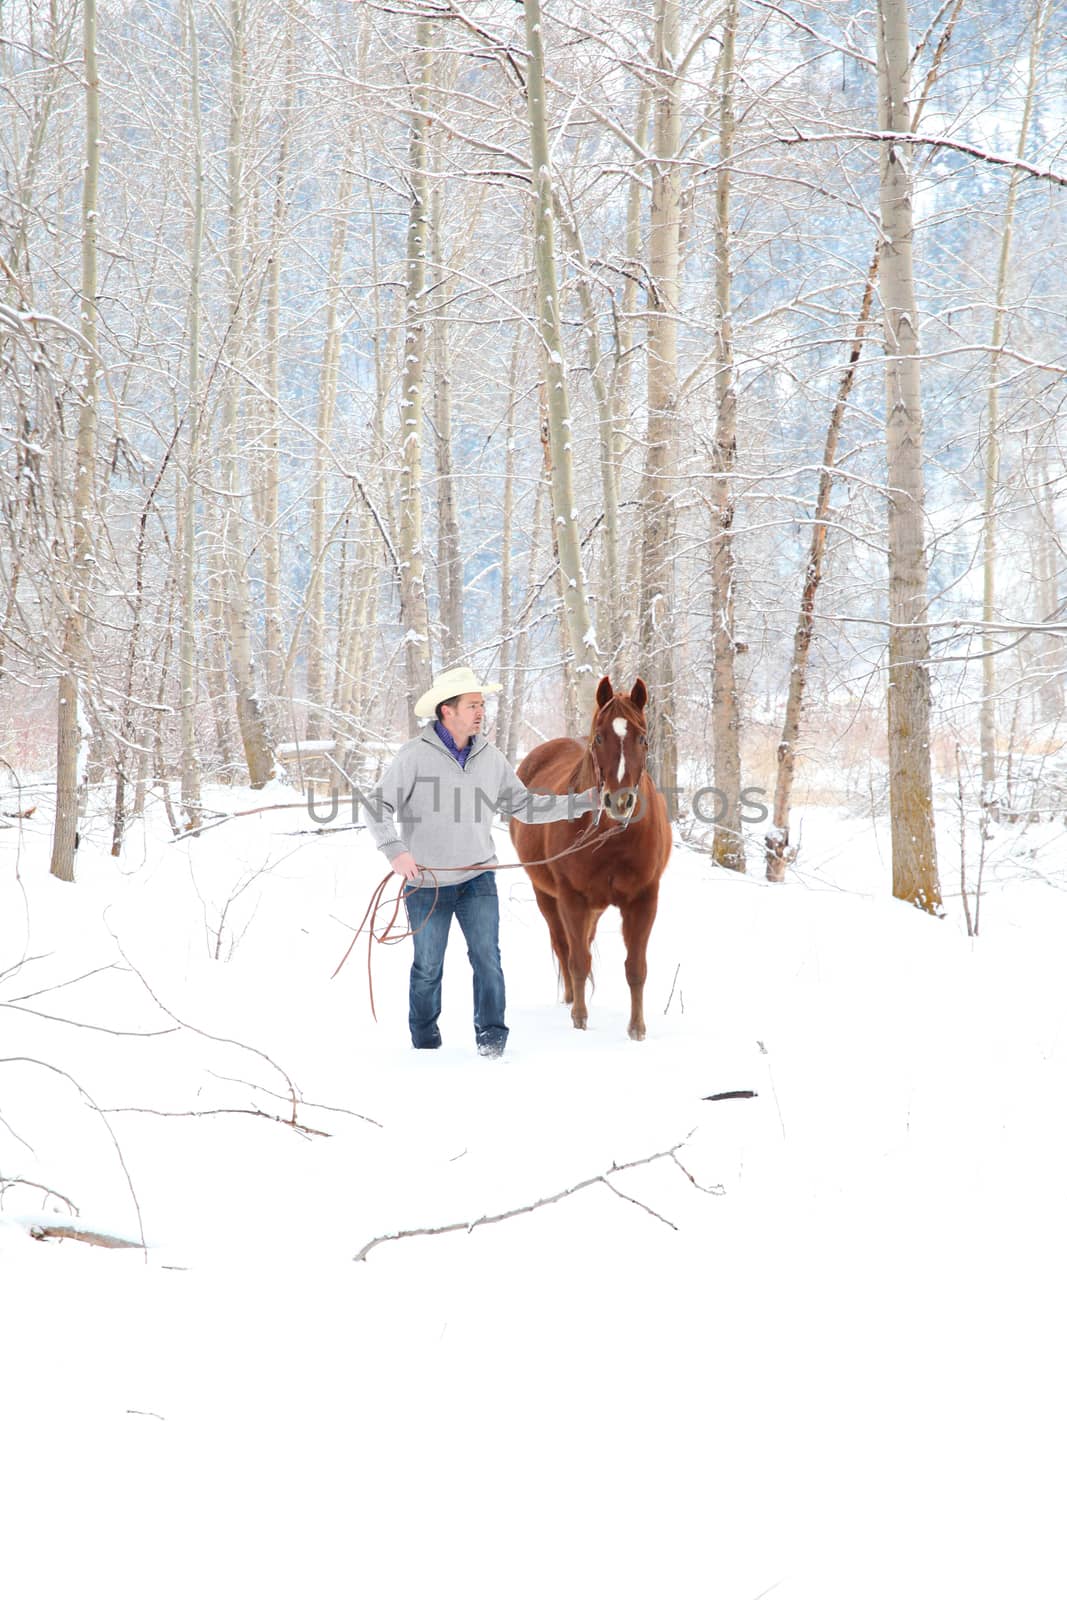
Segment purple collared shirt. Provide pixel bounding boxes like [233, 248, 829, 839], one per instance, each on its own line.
[434, 720, 472, 768]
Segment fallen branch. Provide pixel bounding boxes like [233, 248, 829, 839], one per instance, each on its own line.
[5, 961, 123, 1004]
[1, 1175, 78, 1212]
[104, 917, 303, 1122]
[2, 1055, 147, 1258]
[1, 1000, 178, 1038]
[172, 801, 309, 840]
[28, 1221, 141, 1249]
[353, 1135, 710, 1263]
[101, 1105, 330, 1138]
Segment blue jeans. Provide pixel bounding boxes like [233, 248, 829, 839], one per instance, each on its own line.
[403, 872, 507, 1051]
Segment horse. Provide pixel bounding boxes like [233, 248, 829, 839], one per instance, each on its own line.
[509, 675, 672, 1040]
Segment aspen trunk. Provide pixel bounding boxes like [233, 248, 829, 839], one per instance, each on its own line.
[616, 88, 651, 670]
[708, 0, 744, 872]
[396, 19, 434, 733]
[431, 183, 464, 665]
[877, 0, 941, 913]
[522, 0, 599, 723]
[766, 271, 877, 880]
[506, 471, 548, 769]
[179, 0, 204, 828]
[538, 384, 579, 730]
[979, 0, 1048, 801]
[306, 131, 356, 739]
[766, 0, 963, 881]
[497, 331, 523, 762]
[50, 0, 99, 881]
[638, 0, 681, 795]
[204, 482, 236, 777]
[259, 11, 294, 718]
[556, 203, 621, 658]
[1034, 458, 1064, 720]
[220, 0, 276, 788]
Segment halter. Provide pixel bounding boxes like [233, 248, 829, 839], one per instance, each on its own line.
[588, 703, 643, 832]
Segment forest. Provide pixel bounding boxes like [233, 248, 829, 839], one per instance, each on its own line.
[1, 0, 1065, 907]
[4, 8, 1067, 1594]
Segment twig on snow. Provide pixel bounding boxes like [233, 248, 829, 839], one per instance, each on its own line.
[100, 1105, 330, 1139]
[200, 1070, 384, 1129]
[663, 962, 681, 1015]
[0, 1001, 178, 1038]
[670, 1151, 727, 1196]
[5, 961, 123, 1004]
[28, 1221, 141, 1249]
[104, 916, 303, 1123]
[0, 1175, 78, 1213]
[600, 1178, 678, 1230]
[1, 1055, 147, 1259]
[353, 1135, 710, 1263]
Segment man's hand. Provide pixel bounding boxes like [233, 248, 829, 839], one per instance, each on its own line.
[390, 851, 421, 882]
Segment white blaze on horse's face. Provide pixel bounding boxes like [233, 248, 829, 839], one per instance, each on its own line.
[612, 718, 627, 783]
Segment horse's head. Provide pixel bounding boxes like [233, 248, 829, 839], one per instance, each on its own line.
[589, 675, 650, 822]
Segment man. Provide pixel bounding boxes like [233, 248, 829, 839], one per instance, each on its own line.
[363, 666, 600, 1057]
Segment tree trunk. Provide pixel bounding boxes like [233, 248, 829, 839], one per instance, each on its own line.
[766, 0, 963, 881]
[1033, 454, 1064, 720]
[220, 0, 276, 788]
[50, 0, 99, 882]
[522, 0, 599, 723]
[766, 272, 877, 880]
[979, 0, 1048, 802]
[506, 470, 549, 768]
[259, 9, 294, 720]
[616, 88, 651, 674]
[556, 201, 621, 660]
[708, 0, 744, 872]
[877, 0, 941, 913]
[204, 479, 236, 778]
[431, 182, 464, 665]
[306, 129, 356, 739]
[179, 0, 204, 829]
[638, 0, 681, 795]
[396, 18, 434, 733]
[497, 330, 523, 761]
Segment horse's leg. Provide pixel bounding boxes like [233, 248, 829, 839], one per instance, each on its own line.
[620, 889, 658, 1040]
[557, 888, 593, 1029]
[533, 885, 572, 1004]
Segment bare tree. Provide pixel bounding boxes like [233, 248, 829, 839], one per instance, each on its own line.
[522, 0, 599, 723]
[979, 0, 1050, 804]
[877, 0, 941, 913]
[50, 0, 100, 881]
[638, 0, 683, 793]
[707, 0, 744, 872]
[396, 17, 435, 732]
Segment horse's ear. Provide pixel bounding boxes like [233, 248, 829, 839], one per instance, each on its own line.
[596, 676, 614, 708]
[630, 677, 648, 711]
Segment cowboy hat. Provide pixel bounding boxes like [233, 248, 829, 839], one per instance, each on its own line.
[414, 665, 503, 721]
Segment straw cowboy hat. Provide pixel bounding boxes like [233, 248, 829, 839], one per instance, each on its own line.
[414, 665, 502, 721]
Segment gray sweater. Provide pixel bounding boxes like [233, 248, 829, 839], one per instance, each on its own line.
[362, 728, 597, 886]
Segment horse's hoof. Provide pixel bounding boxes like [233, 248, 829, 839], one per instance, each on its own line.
[572, 1016, 587, 1031]
[628, 1024, 646, 1041]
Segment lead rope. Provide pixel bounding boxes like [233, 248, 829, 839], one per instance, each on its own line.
[331, 745, 606, 1020]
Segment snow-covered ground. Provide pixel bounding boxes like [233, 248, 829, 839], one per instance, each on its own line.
[1, 786, 1064, 1599]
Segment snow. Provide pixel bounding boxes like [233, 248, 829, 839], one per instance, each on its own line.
[1, 790, 1065, 1598]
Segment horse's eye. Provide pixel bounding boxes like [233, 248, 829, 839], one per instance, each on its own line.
[594, 734, 602, 745]
[639, 735, 647, 746]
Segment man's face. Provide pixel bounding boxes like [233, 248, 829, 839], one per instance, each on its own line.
[441, 694, 485, 747]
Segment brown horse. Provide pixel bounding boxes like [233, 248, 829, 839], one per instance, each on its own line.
[510, 675, 672, 1040]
